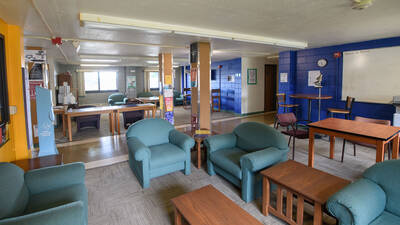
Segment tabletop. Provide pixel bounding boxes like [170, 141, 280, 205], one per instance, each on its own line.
[171, 185, 262, 225]
[308, 118, 400, 141]
[137, 97, 159, 101]
[66, 104, 155, 114]
[290, 93, 333, 100]
[260, 160, 350, 204]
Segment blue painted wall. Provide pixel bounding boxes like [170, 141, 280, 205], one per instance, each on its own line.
[279, 37, 400, 122]
[211, 58, 242, 114]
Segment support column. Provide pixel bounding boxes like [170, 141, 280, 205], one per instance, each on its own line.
[158, 53, 174, 124]
[190, 42, 211, 132]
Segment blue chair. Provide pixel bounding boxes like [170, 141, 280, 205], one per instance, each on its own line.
[327, 160, 400, 225]
[108, 93, 128, 105]
[204, 122, 289, 202]
[0, 162, 87, 225]
[126, 118, 195, 188]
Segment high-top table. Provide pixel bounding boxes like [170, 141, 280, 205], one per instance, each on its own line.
[308, 118, 400, 167]
[171, 185, 262, 225]
[290, 94, 332, 122]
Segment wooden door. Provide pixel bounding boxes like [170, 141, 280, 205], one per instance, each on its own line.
[264, 64, 277, 112]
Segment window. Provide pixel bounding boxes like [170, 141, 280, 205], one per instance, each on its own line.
[84, 71, 117, 92]
[149, 72, 159, 90]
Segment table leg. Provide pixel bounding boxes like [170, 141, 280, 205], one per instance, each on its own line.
[109, 112, 114, 135]
[376, 140, 385, 163]
[153, 107, 156, 118]
[116, 111, 120, 135]
[262, 176, 270, 216]
[313, 202, 323, 225]
[297, 196, 304, 225]
[392, 134, 399, 160]
[62, 114, 66, 137]
[197, 140, 201, 169]
[307, 99, 312, 122]
[67, 115, 72, 142]
[286, 191, 293, 219]
[174, 206, 183, 225]
[308, 128, 315, 167]
[329, 136, 335, 159]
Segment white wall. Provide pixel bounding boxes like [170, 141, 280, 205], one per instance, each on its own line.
[241, 57, 278, 114]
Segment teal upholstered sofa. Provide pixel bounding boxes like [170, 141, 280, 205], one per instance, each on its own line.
[0, 162, 87, 225]
[126, 118, 195, 188]
[204, 122, 289, 202]
[327, 160, 400, 225]
[173, 90, 184, 106]
[108, 93, 128, 105]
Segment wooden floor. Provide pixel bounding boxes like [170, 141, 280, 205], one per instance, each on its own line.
[58, 112, 276, 166]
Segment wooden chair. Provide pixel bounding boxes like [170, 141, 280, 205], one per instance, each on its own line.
[211, 89, 221, 112]
[274, 93, 299, 128]
[341, 116, 392, 162]
[327, 96, 355, 119]
[277, 113, 309, 160]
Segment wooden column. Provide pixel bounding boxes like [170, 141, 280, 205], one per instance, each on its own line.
[158, 53, 174, 124]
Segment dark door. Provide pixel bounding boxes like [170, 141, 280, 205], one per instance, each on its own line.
[264, 64, 277, 112]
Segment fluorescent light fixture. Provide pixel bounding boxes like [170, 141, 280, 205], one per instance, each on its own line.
[80, 13, 308, 49]
[80, 58, 121, 63]
[146, 60, 159, 64]
[82, 21, 172, 34]
[80, 64, 113, 67]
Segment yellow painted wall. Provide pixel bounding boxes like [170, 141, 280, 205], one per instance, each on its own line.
[0, 18, 30, 162]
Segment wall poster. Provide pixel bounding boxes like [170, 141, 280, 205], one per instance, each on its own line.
[247, 68, 257, 85]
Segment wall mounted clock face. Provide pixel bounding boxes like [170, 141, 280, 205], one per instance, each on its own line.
[317, 58, 328, 67]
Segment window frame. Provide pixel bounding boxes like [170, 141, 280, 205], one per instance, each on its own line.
[84, 70, 118, 93]
[149, 71, 159, 91]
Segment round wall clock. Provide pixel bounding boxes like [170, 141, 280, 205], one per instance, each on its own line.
[317, 58, 328, 67]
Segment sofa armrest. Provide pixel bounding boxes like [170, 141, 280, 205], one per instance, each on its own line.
[204, 133, 237, 154]
[123, 97, 128, 104]
[326, 179, 386, 225]
[240, 147, 287, 172]
[0, 201, 85, 225]
[108, 99, 113, 104]
[169, 129, 195, 153]
[127, 137, 151, 161]
[25, 162, 85, 195]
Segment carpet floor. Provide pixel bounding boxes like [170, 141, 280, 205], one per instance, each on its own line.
[85, 132, 383, 225]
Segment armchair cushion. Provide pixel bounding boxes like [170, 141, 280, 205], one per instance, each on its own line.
[326, 179, 386, 225]
[204, 133, 237, 154]
[363, 160, 400, 216]
[209, 148, 247, 179]
[370, 211, 400, 225]
[169, 129, 195, 154]
[0, 163, 29, 219]
[233, 122, 288, 152]
[25, 163, 85, 195]
[240, 147, 287, 172]
[149, 143, 186, 169]
[126, 118, 174, 146]
[0, 202, 85, 225]
[25, 184, 87, 215]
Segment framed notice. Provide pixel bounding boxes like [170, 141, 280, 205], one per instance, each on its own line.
[247, 68, 257, 85]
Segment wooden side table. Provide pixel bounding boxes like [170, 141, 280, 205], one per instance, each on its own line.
[260, 160, 350, 225]
[11, 154, 63, 172]
[194, 135, 207, 169]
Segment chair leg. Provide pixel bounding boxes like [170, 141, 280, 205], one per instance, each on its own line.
[288, 136, 292, 147]
[292, 136, 296, 160]
[341, 139, 346, 163]
[353, 143, 356, 156]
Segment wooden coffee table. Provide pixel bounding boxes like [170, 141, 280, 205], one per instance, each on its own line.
[260, 160, 350, 225]
[171, 185, 262, 225]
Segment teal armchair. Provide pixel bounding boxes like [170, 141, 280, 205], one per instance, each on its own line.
[173, 90, 184, 106]
[108, 93, 128, 105]
[126, 118, 195, 188]
[137, 92, 154, 98]
[204, 122, 289, 202]
[326, 160, 400, 225]
[0, 162, 87, 225]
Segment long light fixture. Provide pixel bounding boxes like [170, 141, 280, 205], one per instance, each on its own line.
[80, 13, 308, 49]
[80, 58, 121, 63]
[80, 64, 113, 67]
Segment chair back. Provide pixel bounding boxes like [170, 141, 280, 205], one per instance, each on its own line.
[126, 118, 174, 146]
[345, 96, 355, 111]
[354, 116, 391, 126]
[363, 160, 400, 216]
[233, 122, 288, 152]
[0, 163, 29, 219]
[276, 93, 286, 104]
[108, 93, 125, 102]
[276, 113, 297, 125]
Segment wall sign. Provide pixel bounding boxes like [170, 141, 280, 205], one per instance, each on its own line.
[280, 73, 288, 83]
[247, 68, 257, 85]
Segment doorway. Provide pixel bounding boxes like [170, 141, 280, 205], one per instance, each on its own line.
[264, 64, 277, 112]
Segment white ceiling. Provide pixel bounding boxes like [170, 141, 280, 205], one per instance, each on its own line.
[1, 0, 400, 66]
